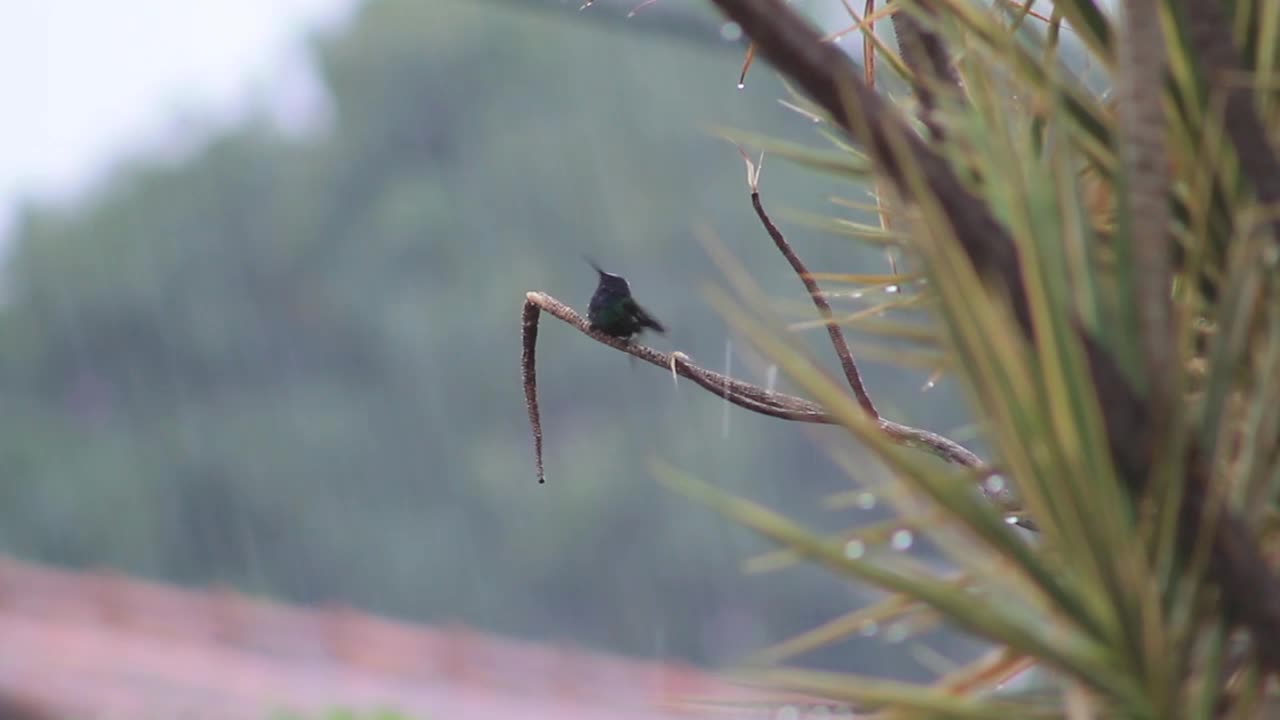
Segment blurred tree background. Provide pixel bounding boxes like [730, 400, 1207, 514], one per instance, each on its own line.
[0, 0, 977, 677]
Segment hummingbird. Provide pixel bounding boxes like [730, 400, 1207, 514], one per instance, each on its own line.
[585, 259, 666, 340]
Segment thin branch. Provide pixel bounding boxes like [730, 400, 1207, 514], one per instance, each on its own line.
[526, 292, 839, 424]
[740, 151, 878, 418]
[521, 301, 546, 483]
[521, 292, 1024, 518]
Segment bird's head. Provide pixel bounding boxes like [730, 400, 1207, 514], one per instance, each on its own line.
[584, 256, 631, 293]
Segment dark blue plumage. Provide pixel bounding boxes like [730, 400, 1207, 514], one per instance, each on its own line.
[585, 261, 665, 340]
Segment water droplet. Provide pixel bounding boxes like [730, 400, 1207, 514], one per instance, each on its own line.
[1005, 515, 1021, 525]
[859, 621, 879, 637]
[851, 291, 864, 299]
[985, 475, 1006, 493]
[720, 22, 742, 42]
[844, 540, 865, 559]
[890, 529, 914, 551]
[736, 82, 746, 90]
[922, 379, 936, 390]
[884, 284, 900, 294]
[855, 492, 876, 510]
[886, 623, 908, 644]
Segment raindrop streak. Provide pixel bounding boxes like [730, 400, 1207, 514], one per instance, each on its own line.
[890, 529, 914, 551]
[765, 364, 778, 393]
[626, 0, 658, 17]
[855, 492, 876, 510]
[844, 540, 865, 559]
[721, 339, 733, 439]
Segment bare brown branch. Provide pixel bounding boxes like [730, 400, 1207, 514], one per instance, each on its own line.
[521, 292, 1024, 518]
[521, 300, 546, 483]
[744, 166, 878, 418]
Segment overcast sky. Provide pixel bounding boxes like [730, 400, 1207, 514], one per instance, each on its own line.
[0, 0, 355, 244]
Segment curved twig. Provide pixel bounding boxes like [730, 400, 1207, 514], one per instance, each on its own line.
[526, 291, 833, 425]
[739, 151, 878, 418]
[521, 292, 1024, 519]
[521, 301, 546, 483]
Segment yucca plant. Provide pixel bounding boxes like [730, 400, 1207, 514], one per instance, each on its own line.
[521, 0, 1280, 717]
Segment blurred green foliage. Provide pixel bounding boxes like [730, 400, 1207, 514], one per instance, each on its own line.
[0, 0, 972, 673]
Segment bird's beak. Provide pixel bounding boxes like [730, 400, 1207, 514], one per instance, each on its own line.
[582, 254, 606, 276]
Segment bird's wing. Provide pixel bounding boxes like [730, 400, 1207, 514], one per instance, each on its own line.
[625, 298, 665, 334]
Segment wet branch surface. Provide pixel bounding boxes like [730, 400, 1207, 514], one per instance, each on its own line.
[748, 180, 878, 418]
[520, 291, 1022, 518]
[703, 0, 1280, 670]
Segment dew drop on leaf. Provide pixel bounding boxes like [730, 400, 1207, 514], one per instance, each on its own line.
[844, 540, 865, 559]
